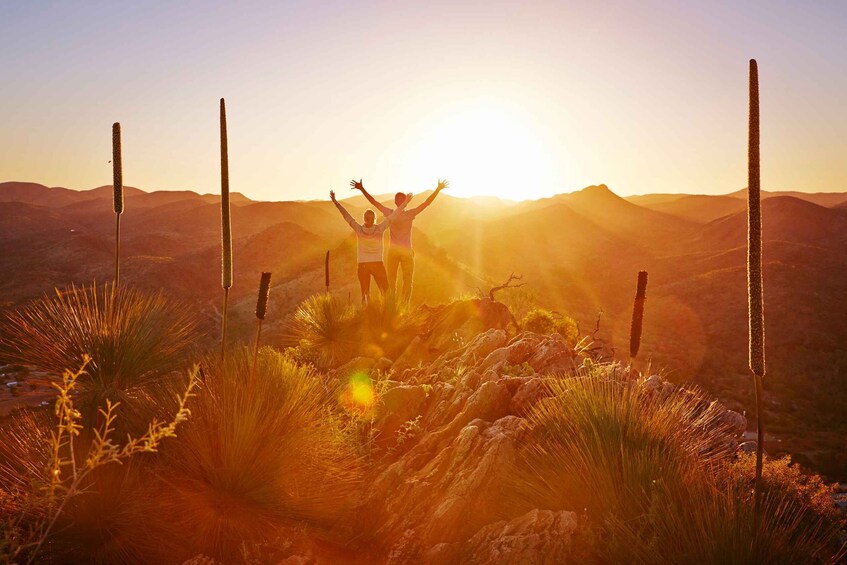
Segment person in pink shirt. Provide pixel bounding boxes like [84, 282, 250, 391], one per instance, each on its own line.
[350, 178, 448, 304]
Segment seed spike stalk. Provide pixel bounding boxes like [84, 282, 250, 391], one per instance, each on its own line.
[629, 270, 648, 361]
[252, 272, 272, 377]
[220, 98, 233, 360]
[112, 122, 123, 290]
[747, 58, 766, 529]
[325, 250, 330, 292]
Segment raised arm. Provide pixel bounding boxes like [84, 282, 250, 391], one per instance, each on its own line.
[330, 190, 361, 233]
[410, 178, 448, 216]
[350, 179, 392, 216]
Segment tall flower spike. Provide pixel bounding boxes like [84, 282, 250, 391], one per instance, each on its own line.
[325, 250, 330, 291]
[629, 270, 648, 359]
[748, 60, 765, 378]
[747, 58, 766, 531]
[220, 98, 232, 360]
[112, 122, 123, 289]
[256, 272, 272, 320]
[112, 123, 123, 215]
[220, 98, 232, 291]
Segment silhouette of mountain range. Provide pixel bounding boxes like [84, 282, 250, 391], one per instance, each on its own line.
[1, 180, 846, 478]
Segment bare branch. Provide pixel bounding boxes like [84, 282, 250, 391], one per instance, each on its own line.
[488, 272, 525, 301]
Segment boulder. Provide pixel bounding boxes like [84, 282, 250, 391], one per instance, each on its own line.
[377, 384, 431, 445]
[372, 415, 526, 559]
[738, 441, 758, 455]
[374, 357, 394, 373]
[527, 336, 577, 374]
[721, 409, 747, 436]
[480, 347, 509, 372]
[505, 337, 536, 365]
[459, 329, 508, 365]
[393, 336, 427, 371]
[464, 509, 578, 564]
[510, 378, 549, 415]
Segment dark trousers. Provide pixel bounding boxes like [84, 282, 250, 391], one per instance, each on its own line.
[357, 261, 389, 303]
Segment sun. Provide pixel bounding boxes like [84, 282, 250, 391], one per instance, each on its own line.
[399, 100, 562, 200]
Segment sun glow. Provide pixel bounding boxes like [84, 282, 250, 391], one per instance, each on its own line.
[399, 100, 564, 201]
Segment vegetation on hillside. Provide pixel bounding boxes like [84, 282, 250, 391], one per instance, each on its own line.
[0, 287, 843, 562]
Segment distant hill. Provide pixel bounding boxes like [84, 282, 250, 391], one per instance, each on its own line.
[628, 188, 847, 223]
[1, 181, 845, 477]
[627, 194, 747, 223]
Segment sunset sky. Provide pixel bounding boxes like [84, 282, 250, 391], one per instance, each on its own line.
[1, 1, 845, 201]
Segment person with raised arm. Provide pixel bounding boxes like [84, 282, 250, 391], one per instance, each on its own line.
[330, 189, 412, 304]
[350, 178, 448, 304]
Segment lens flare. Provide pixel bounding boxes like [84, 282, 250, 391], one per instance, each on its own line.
[342, 372, 376, 412]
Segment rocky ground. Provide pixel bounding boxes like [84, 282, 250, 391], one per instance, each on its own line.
[283, 324, 752, 564]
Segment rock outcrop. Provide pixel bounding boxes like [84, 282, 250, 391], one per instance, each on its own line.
[341, 323, 748, 563]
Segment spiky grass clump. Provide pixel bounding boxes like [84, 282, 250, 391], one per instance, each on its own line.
[289, 294, 359, 369]
[148, 348, 362, 562]
[356, 294, 424, 360]
[520, 364, 841, 563]
[524, 365, 733, 519]
[0, 284, 196, 415]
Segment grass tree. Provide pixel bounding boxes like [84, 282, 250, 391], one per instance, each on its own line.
[0, 284, 196, 415]
[219, 98, 233, 360]
[150, 349, 363, 562]
[747, 58, 767, 525]
[112, 122, 123, 289]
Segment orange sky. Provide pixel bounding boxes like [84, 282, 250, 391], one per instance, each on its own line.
[1, 1, 846, 201]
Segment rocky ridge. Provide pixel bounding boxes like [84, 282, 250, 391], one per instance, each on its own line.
[339, 327, 748, 564]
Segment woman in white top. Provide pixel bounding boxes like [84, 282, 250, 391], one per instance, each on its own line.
[330, 190, 411, 303]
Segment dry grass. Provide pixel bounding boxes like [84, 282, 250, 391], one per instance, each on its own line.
[520, 363, 842, 563]
[146, 347, 363, 562]
[0, 283, 197, 424]
[0, 360, 196, 563]
[288, 294, 359, 369]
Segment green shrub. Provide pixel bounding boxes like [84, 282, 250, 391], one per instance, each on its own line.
[521, 307, 578, 345]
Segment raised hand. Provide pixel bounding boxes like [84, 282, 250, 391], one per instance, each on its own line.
[404, 192, 413, 205]
[330, 190, 337, 202]
[350, 179, 364, 191]
[436, 178, 449, 191]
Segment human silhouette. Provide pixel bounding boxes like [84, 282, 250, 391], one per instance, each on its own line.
[350, 178, 448, 303]
[331, 190, 412, 304]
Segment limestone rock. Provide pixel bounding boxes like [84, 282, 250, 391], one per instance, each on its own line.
[464, 509, 578, 564]
[459, 329, 508, 365]
[510, 377, 549, 415]
[393, 336, 427, 371]
[527, 335, 577, 373]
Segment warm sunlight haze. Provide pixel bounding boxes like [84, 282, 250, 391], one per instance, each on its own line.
[2, 2, 846, 200]
[2, 2, 846, 563]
